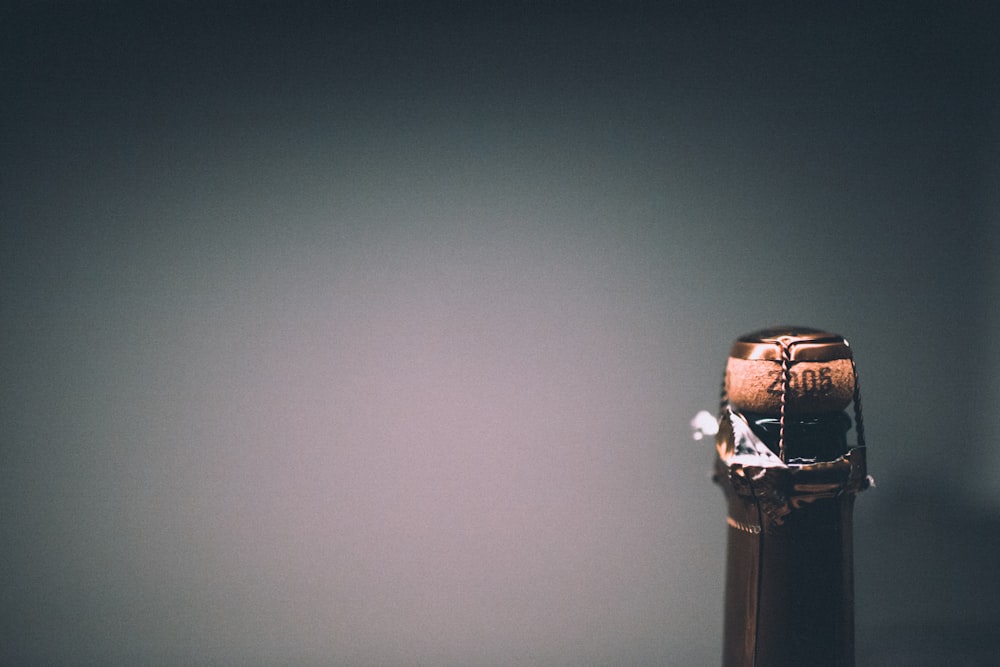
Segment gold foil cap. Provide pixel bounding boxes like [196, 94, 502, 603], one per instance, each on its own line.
[729, 326, 853, 362]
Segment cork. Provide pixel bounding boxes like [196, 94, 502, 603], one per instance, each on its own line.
[725, 357, 855, 414]
[725, 326, 856, 415]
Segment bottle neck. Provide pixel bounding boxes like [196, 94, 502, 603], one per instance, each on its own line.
[741, 411, 852, 464]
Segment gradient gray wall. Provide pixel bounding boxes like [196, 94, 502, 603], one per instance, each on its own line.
[3, 4, 997, 665]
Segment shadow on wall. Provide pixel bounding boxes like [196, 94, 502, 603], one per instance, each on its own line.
[856, 498, 1000, 666]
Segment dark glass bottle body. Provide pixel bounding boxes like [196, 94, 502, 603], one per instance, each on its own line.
[717, 410, 860, 667]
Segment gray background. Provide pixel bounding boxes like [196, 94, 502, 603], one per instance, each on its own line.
[3, 2, 998, 664]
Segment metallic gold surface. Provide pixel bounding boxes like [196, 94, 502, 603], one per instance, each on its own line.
[729, 326, 853, 362]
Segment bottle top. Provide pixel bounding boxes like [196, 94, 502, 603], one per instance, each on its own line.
[725, 326, 856, 414]
[729, 326, 853, 362]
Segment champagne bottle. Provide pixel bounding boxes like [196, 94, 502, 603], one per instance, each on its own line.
[713, 327, 870, 667]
